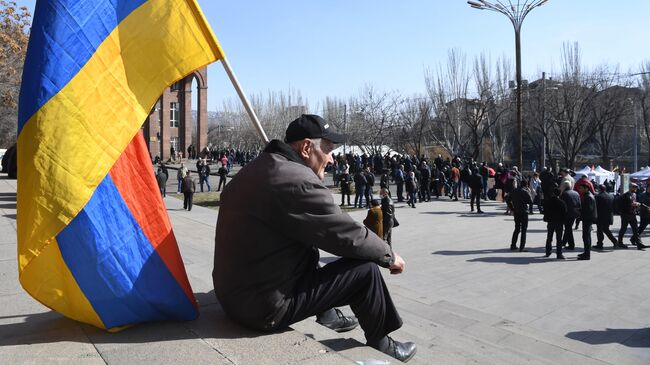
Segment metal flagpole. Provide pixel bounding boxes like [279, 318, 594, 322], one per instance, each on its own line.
[220, 57, 269, 143]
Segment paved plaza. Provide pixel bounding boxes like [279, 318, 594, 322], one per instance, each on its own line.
[1, 170, 649, 364]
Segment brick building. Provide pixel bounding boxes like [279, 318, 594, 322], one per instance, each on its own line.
[142, 67, 209, 161]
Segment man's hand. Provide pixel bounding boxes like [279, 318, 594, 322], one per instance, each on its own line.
[389, 253, 405, 275]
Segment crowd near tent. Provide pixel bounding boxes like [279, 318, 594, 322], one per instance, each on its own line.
[631, 166, 650, 187]
[574, 165, 619, 191]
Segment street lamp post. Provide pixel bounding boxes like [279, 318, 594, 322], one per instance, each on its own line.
[468, 0, 549, 169]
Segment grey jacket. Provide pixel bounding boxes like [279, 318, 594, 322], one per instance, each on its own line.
[213, 140, 394, 330]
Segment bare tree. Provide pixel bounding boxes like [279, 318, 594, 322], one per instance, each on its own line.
[547, 43, 599, 168]
[590, 67, 637, 169]
[425, 49, 471, 156]
[397, 96, 432, 157]
[638, 60, 650, 166]
[347, 85, 401, 154]
[425, 50, 510, 161]
[0, 1, 30, 147]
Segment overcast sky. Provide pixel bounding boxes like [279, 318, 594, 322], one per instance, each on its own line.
[16, 0, 650, 114]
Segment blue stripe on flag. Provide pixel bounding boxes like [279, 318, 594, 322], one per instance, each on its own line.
[56, 174, 197, 329]
[18, 0, 147, 133]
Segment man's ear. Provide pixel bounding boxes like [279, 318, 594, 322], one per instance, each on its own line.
[297, 139, 311, 160]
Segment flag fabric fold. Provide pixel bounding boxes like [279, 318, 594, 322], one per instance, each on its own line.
[17, 0, 223, 330]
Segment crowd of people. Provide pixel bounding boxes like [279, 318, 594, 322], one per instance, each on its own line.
[335, 149, 646, 262]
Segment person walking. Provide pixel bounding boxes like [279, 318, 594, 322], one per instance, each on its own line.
[509, 179, 533, 251]
[182, 170, 195, 211]
[217, 163, 228, 191]
[560, 182, 581, 250]
[155, 167, 168, 198]
[339, 167, 352, 206]
[393, 165, 405, 203]
[177, 163, 188, 193]
[198, 159, 211, 192]
[364, 166, 375, 208]
[543, 188, 567, 259]
[469, 168, 483, 213]
[617, 183, 647, 250]
[405, 171, 418, 208]
[354, 169, 367, 208]
[577, 184, 597, 260]
[450, 164, 460, 201]
[380, 188, 396, 246]
[593, 184, 618, 249]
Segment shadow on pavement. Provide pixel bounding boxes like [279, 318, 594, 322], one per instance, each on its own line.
[466, 255, 568, 265]
[0, 291, 268, 346]
[566, 327, 650, 347]
[433, 248, 541, 255]
[3, 214, 15, 220]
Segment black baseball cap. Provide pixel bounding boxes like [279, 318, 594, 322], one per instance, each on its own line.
[284, 114, 345, 144]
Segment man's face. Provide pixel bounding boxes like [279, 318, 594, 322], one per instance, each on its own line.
[304, 139, 334, 180]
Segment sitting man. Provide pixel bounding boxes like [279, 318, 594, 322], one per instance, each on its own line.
[212, 114, 416, 362]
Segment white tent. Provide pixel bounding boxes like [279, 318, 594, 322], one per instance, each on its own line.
[630, 166, 650, 179]
[574, 165, 592, 178]
[331, 145, 399, 157]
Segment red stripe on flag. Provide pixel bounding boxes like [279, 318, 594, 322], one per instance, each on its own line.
[109, 131, 197, 309]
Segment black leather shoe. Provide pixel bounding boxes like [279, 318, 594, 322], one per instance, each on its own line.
[316, 309, 358, 333]
[374, 336, 417, 363]
[510, 245, 518, 251]
[592, 244, 604, 250]
[577, 253, 590, 260]
[617, 243, 629, 249]
[557, 255, 566, 260]
[544, 251, 552, 257]
[637, 243, 646, 251]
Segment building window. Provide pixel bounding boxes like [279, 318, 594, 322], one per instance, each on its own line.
[170, 102, 179, 128]
[170, 81, 182, 91]
[170, 137, 178, 152]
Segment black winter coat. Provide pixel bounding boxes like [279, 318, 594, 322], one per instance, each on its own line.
[595, 191, 614, 225]
[580, 192, 597, 223]
[543, 196, 567, 223]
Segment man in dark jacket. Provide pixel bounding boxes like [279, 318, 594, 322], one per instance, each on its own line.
[577, 184, 597, 260]
[617, 183, 647, 250]
[509, 180, 533, 251]
[560, 182, 581, 250]
[181, 171, 195, 211]
[469, 169, 484, 213]
[212, 115, 416, 362]
[380, 188, 396, 246]
[419, 162, 431, 202]
[594, 184, 618, 249]
[354, 169, 368, 208]
[543, 188, 566, 259]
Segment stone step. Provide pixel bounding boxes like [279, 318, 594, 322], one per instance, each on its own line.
[396, 296, 611, 364]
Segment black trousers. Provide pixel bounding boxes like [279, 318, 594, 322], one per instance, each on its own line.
[562, 218, 576, 248]
[470, 190, 481, 211]
[596, 223, 617, 246]
[183, 192, 193, 211]
[546, 222, 563, 257]
[278, 259, 402, 345]
[511, 212, 529, 249]
[396, 182, 404, 202]
[420, 180, 431, 201]
[618, 214, 640, 244]
[582, 221, 593, 257]
[639, 215, 650, 235]
[341, 190, 351, 205]
[217, 176, 227, 191]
